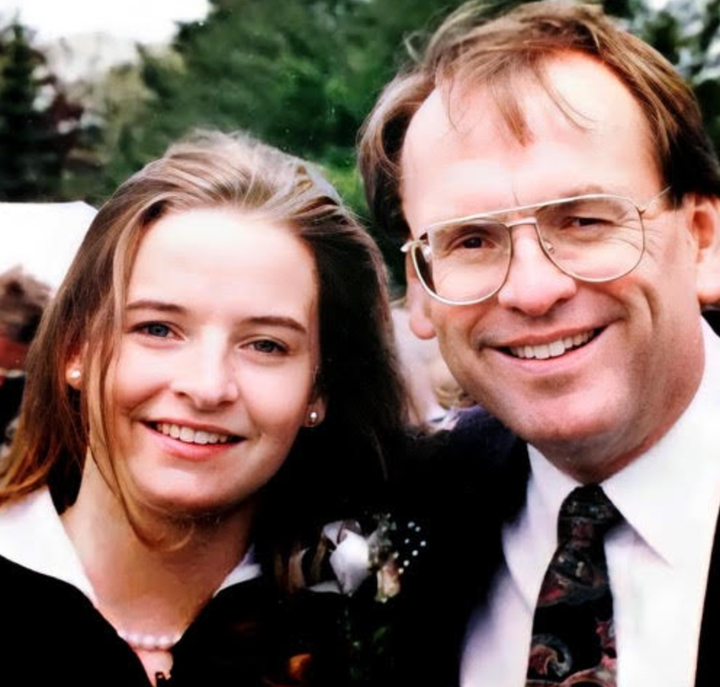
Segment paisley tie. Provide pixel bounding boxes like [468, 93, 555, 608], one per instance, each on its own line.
[526, 484, 622, 686]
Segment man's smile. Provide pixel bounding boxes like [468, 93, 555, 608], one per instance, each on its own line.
[504, 328, 599, 360]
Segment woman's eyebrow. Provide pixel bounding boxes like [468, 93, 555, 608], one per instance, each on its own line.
[125, 299, 187, 314]
[245, 315, 307, 334]
[125, 303, 307, 334]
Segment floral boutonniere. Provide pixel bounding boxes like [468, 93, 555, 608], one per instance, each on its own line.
[276, 513, 429, 685]
[291, 513, 427, 602]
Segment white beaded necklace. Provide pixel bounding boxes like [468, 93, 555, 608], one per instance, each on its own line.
[117, 629, 183, 652]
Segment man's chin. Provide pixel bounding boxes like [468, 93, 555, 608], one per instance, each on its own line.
[495, 399, 617, 449]
[507, 412, 641, 481]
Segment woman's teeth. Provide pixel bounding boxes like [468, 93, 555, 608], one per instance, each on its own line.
[509, 330, 596, 360]
[155, 423, 231, 445]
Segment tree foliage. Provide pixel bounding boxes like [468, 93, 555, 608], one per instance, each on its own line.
[638, 0, 720, 151]
[0, 21, 90, 201]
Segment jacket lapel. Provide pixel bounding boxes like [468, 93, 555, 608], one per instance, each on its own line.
[694, 505, 720, 687]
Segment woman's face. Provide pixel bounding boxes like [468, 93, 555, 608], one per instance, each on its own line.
[103, 206, 323, 518]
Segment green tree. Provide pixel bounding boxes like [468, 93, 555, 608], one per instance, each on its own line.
[0, 21, 89, 200]
[101, 1, 363, 192]
[639, 0, 720, 153]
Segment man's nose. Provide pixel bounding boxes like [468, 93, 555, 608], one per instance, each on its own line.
[496, 224, 577, 316]
[170, 340, 240, 410]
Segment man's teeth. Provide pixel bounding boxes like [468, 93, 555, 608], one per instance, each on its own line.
[509, 330, 595, 360]
[156, 423, 230, 445]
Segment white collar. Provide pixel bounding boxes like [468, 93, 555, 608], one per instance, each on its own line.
[528, 319, 720, 567]
[0, 487, 262, 604]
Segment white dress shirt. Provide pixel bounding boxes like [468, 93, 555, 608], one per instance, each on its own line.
[462, 320, 720, 687]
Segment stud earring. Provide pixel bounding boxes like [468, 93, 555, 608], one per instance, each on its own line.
[307, 410, 319, 427]
[69, 369, 81, 381]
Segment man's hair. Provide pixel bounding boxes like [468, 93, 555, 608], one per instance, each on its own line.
[358, 0, 720, 240]
[0, 267, 51, 344]
[0, 131, 407, 578]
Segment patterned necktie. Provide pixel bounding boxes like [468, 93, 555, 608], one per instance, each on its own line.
[526, 484, 622, 686]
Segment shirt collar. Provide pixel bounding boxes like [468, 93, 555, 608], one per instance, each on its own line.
[529, 319, 720, 567]
[0, 487, 262, 604]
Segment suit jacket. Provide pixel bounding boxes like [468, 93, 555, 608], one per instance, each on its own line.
[390, 409, 720, 687]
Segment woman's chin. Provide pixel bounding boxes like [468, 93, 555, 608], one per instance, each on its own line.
[131, 487, 255, 528]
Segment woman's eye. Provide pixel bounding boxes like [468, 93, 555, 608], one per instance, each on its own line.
[249, 339, 286, 355]
[140, 322, 172, 338]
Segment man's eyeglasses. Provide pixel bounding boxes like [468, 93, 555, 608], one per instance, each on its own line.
[402, 187, 671, 306]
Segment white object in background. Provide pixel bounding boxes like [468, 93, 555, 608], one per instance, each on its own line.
[0, 202, 97, 290]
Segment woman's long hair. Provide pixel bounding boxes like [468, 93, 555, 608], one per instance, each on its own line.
[0, 131, 408, 583]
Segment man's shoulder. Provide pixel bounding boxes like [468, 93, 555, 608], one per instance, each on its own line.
[403, 407, 528, 488]
[450, 406, 524, 457]
[381, 409, 528, 686]
[387, 406, 530, 529]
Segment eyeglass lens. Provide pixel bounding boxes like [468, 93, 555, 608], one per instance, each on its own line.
[417, 195, 644, 304]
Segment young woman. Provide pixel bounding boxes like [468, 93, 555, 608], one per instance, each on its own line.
[0, 131, 406, 686]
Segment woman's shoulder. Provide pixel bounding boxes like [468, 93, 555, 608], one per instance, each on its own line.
[0, 487, 98, 598]
[0, 553, 149, 686]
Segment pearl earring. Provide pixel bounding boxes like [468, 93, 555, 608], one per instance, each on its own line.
[69, 369, 81, 381]
[307, 410, 319, 427]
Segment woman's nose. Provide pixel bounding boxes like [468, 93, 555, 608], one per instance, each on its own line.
[170, 340, 240, 410]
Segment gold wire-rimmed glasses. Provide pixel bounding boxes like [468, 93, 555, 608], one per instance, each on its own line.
[402, 187, 671, 306]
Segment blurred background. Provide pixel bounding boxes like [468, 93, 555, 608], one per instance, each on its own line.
[0, 0, 716, 279]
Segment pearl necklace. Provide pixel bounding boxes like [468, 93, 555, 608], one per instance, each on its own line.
[117, 629, 183, 652]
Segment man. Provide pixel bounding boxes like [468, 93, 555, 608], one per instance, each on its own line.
[359, 2, 720, 686]
[0, 267, 50, 448]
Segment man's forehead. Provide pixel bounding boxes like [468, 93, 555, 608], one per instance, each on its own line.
[405, 54, 650, 156]
[400, 53, 658, 222]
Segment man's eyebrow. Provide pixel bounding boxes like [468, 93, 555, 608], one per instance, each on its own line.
[125, 299, 187, 314]
[559, 183, 605, 196]
[554, 183, 633, 198]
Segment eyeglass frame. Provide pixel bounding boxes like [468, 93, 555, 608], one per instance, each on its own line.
[401, 187, 672, 306]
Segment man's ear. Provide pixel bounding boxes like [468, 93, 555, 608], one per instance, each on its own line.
[405, 251, 437, 340]
[687, 194, 720, 306]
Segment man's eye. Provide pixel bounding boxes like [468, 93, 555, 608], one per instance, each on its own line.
[460, 235, 486, 248]
[445, 232, 487, 250]
[440, 226, 494, 255]
[568, 216, 613, 228]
